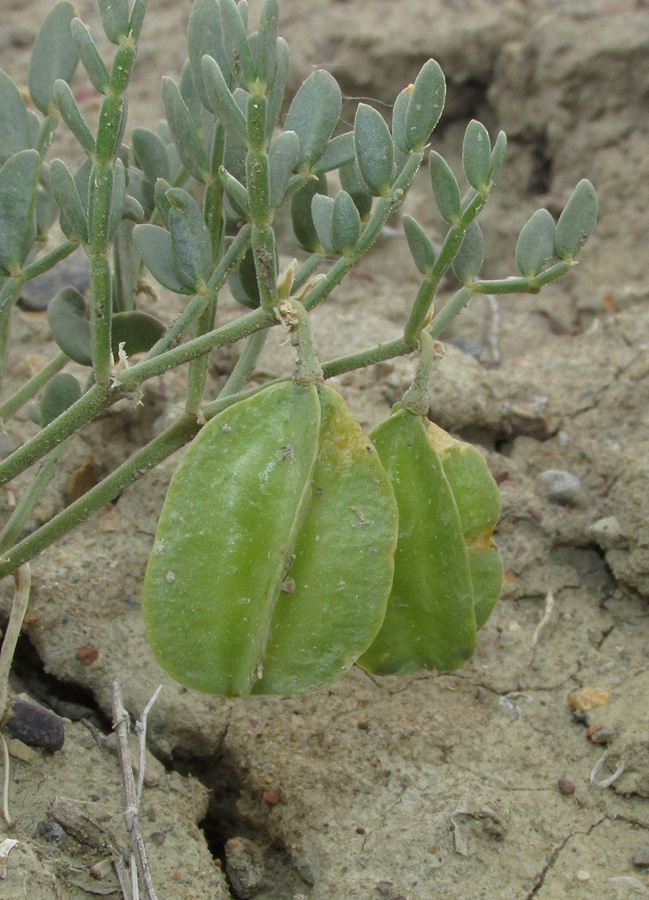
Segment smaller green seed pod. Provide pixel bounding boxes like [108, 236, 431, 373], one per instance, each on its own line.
[426, 422, 503, 630]
[358, 409, 477, 675]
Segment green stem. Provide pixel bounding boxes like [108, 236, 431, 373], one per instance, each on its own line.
[217, 328, 269, 400]
[429, 286, 473, 340]
[0, 351, 68, 422]
[321, 335, 416, 380]
[292, 253, 324, 294]
[184, 293, 218, 416]
[0, 416, 200, 581]
[279, 299, 323, 386]
[21, 241, 79, 281]
[0, 439, 70, 555]
[0, 384, 110, 488]
[0, 300, 15, 391]
[470, 260, 572, 294]
[88, 252, 113, 385]
[403, 189, 491, 345]
[401, 331, 438, 416]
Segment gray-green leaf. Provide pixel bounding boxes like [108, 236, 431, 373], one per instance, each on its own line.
[405, 59, 445, 151]
[489, 130, 507, 182]
[452, 221, 484, 284]
[97, 0, 130, 45]
[188, 0, 228, 111]
[201, 55, 247, 145]
[47, 287, 92, 365]
[71, 18, 110, 94]
[0, 70, 31, 164]
[555, 179, 598, 260]
[429, 151, 461, 225]
[290, 173, 327, 252]
[311, 132, 355, 175]
[29, 1, 79, 115]
[515, 208, 556, 278]
[269, 130, 299, 209]
[0, 150, 40, 274]
[354, 104, 393, 196]
[220, 0, 256, 88]
[463, 120, 492, 192]
[53, 80, 95, 155]
[331, 190, 361, 255]
[41, 373, 82, 426]
[403, 215, 435, 276]
[311, 193, 335, 255]
[339, 161, 373, 220]
[162, 78, 209, 183]
[167, 187, 213, 290]
[284, 70, 342, 170]
[132, 128, 170, 184]
[49, 158, 88, 243]
[112, 311, 165, 359]
[134, 224, 194, 295]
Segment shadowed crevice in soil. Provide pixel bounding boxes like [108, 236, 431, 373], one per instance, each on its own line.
[172, 743, 313, 899]
[11, 632, 111, 731]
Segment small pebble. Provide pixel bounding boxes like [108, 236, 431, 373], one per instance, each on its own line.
[589, 726, 616, 745]
[18, 250, 90, 312]
[224, 836, 265, 899]
[557, 778, 576, 795]
[5, 697, 65, 752]
[538, 469, 588, 507]
[576, 869, 591, 881]
[633, 846, 649, 868]
[589, 516, 627, 550]
[567, 686, 610, 712]
[35, 819, 66, 843]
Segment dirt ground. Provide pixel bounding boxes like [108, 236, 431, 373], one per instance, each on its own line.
[1, 0, 649, 898]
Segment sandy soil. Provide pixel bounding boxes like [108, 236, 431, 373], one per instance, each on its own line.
[1, 1, 649, 898]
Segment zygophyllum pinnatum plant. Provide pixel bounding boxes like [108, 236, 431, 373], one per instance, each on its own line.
[0, 0, 597, 698]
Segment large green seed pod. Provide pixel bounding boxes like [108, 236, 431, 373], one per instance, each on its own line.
[426, 422, 504, 630]
[142, 381, 398, 697]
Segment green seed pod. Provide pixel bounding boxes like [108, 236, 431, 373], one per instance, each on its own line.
[426, 422, 503, 630]
[142, 381, 398, 697]
[358, 409, 477, 675]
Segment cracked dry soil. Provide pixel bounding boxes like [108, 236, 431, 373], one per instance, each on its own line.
[1, 0, 649, 898]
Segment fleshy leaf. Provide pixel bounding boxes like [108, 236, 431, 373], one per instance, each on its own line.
[162, 78, 209, 183]
[403, 215, 435, 276]
[255, 0, 279, 88]
[339, 161, 373, 220]
[134, 224, 195, 295]
[330, 190, 360, 255]
[0, 70, 31, 164]
[429, 151, 461, 225]
[0, 150, 41, 274]
[112, 311, 165, 359]
[311, 193, 335, 255]
[132, 128, 170, 185]
[462, 120, 492, 192]
[515, 208, 556, 278]
[29, 1, 79, 115]
[404, 59, 445, 150]
[220, 0, 256, 88]
[71, 18, 110, 94]
[264, 36, 289, 141]
[229, 247, 260, 309]
[311, 132, 355, 175]
[489, 130, 507, 182]
[391, 86, 411, 154]
[290, 173, 327, 252]
[268, 130, 299, 209]
[354, 104, 393, 196]
[97, 0, 130, 44]
[452, 221, 484, 284]
[555, 179, 598, 260]
[53, 80, 95, 155]
[188, 0, 228, 111]
[47, 287, 92, 365]
[41, 373, 82, 427]
[201, 55, 247, 145]
[167, 188, 213, 290]
[284, 70, 342, 170]
[49, 158, 88, 243]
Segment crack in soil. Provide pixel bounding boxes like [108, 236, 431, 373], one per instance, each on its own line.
[524, 815, 607, 899]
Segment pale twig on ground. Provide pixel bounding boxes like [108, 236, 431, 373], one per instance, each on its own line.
[0, 564, 31, 827]
[112, 679, 162, 900]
